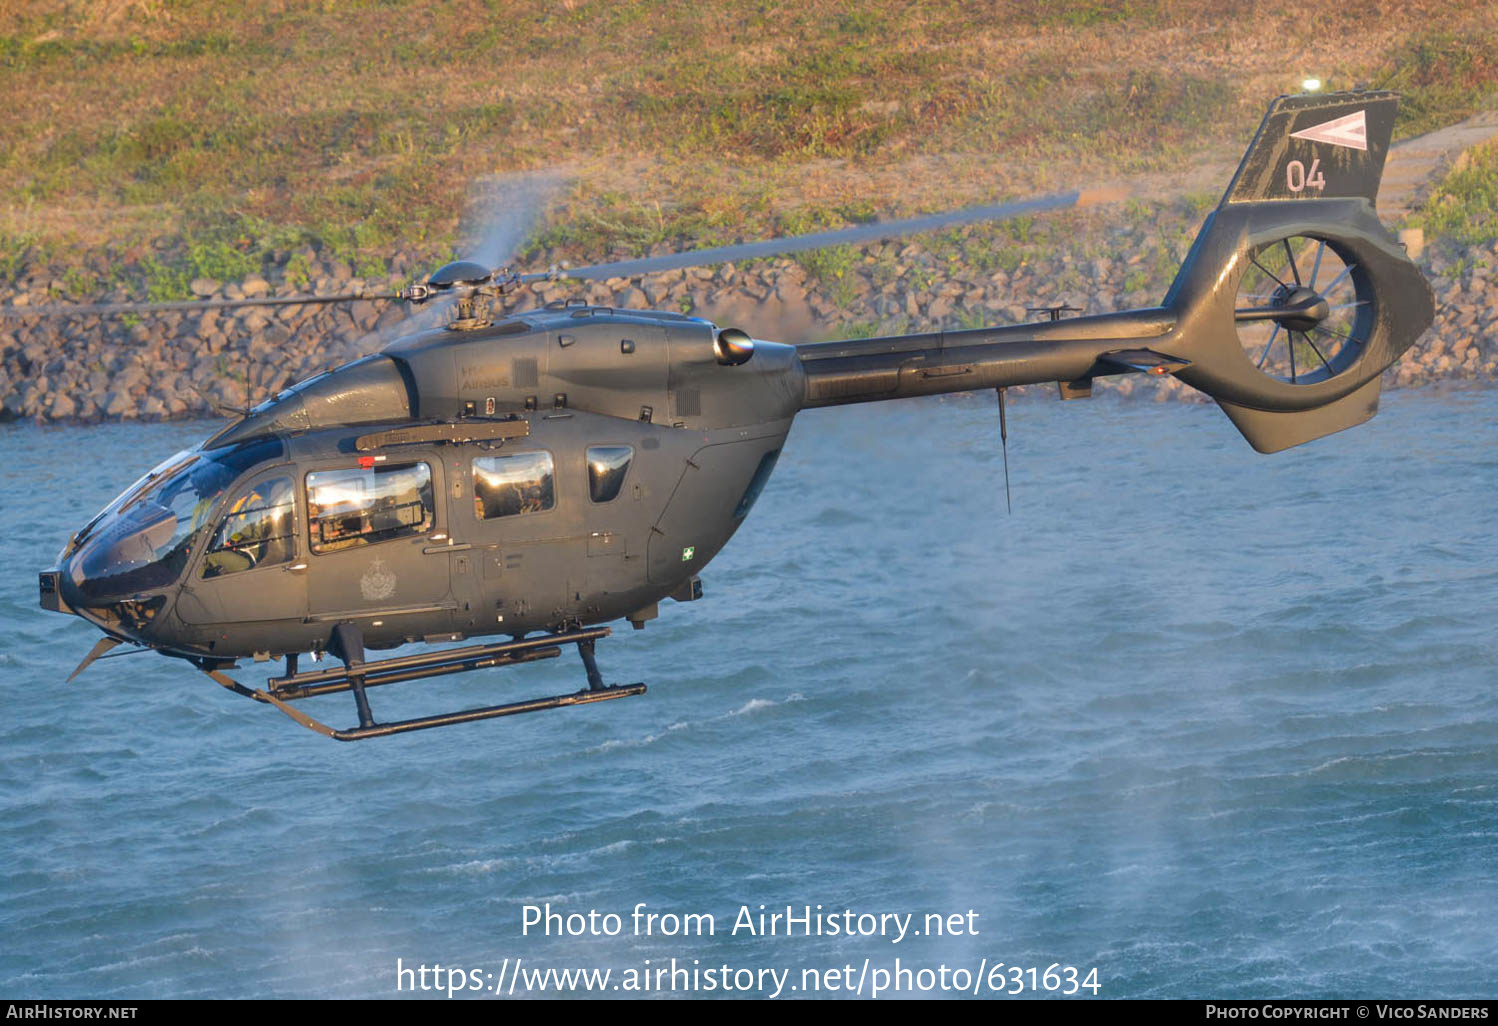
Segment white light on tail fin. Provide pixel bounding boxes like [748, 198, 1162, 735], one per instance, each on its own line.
[1290, 110, 1368, 151]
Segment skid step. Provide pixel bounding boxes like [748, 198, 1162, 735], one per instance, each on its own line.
[201, 626, 646, 741]
[329, 683, 647, 741]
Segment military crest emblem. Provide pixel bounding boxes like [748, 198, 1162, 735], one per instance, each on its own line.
[360, 558, 397, 601]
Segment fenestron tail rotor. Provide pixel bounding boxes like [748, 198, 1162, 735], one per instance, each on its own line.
[1159, 91, 1434, 452]
[1233, 234, 1374, 386]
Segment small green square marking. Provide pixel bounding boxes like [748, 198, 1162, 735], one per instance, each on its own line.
[681, 546, 695, 561]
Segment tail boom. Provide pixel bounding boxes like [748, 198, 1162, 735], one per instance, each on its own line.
[795, 91, 1435, 452]
[796, 309, 1177, 408]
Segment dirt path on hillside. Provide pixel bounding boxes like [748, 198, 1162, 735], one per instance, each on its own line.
[1079, 107, 1498, 221]
[1378, 109, 1498, 220]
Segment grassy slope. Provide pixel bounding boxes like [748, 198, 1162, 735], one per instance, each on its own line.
[1414, 140, 1498, 249]
[2, 0, 1497, 293]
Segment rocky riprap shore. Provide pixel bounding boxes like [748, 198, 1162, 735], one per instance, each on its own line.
[1, 222, 1495, 424]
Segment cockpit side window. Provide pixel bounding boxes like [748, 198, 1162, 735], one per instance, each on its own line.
[585, 446, 633, 503]
[306, 462, 434, 554]
[64, 437, 287, 605]
[473, 452, 555, 519]
[200, 476, 296, 579]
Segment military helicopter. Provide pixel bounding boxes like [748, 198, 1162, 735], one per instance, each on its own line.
[21, 92, 1432, 741]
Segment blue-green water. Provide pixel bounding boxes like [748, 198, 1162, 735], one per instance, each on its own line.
[3, 389, 1497, 999]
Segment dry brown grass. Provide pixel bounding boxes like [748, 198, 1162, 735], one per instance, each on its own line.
[0, 0, 1495, 273]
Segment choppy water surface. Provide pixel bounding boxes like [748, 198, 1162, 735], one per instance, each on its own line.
[3, 389, 1498, 999]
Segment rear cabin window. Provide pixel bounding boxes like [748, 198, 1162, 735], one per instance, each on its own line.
[473, 452, 555, 519]
[306, 462, 434, 554]
[201, 475, 296, 578]
[586, 446, 633, 503]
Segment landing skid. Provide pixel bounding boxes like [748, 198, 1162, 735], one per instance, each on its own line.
[200, 627, 646, 741]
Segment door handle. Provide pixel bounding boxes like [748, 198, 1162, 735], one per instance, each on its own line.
[285, 562, 309, 574]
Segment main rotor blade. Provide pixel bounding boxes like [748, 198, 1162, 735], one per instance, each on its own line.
[560, 188, 1122, 281]
[0, 289, 404, 319]
[0, 180, 1114, 320]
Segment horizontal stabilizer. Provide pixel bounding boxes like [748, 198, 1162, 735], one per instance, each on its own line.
[1098, 348, 1192, 376]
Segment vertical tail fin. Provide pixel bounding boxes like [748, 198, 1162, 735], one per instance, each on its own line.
[1221, 91, 1399, 205]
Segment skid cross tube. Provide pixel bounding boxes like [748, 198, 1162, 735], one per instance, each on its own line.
[272, 645, 562, 699]
[202, 626, 645, 740]
[265, 628, 611, 695]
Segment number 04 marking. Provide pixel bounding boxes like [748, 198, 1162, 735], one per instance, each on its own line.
[1286, 158, 1326, 193]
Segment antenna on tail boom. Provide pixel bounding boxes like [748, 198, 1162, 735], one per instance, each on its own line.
[997, 387, 1012, 515]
